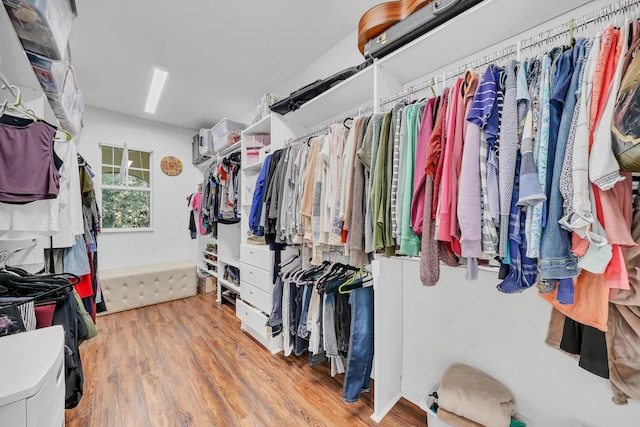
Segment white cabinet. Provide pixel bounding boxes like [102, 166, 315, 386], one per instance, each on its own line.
[0, 326, 65, 427]
[238, 115, 283, 352]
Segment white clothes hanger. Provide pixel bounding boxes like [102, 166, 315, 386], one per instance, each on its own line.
[0, 72, 72, 142]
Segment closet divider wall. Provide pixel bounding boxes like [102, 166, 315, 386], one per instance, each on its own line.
[239, 0, 640, 425]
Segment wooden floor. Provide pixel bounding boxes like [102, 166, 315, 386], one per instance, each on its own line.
[65, 293, 426, 427]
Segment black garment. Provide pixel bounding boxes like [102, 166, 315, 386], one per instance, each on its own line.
[187, 193, 197, 239]
[560, 317, 609, 379]
[52, 292, 88, 408]
[0, 305, 26, 336]
[335, 292, 351, 358]
[293, 285, 308, 356]
[264, 149, 285, 244]
[92, 250, 107, 314]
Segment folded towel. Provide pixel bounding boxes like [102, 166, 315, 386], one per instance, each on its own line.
[438, 364, 517, 427]
[437, 407, 484, 427]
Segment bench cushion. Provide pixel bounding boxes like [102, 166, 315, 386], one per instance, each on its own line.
[100, 261, 197, 314]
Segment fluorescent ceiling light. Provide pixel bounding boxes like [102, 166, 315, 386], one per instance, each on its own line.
[144, 66, 169, 114]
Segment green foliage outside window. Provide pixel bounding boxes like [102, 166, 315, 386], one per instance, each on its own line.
[101, 145, 152, 230]
[101, 174, 151, 228]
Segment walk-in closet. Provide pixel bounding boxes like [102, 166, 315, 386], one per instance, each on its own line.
[2, 1, 640, 426]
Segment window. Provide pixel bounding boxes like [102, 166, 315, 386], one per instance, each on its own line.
[101, 144, 152, 230]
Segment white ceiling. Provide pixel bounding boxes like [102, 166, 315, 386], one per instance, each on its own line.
[69, 1, 382, 131]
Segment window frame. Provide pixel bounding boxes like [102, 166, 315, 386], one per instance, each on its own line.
[99, 143, 154, 233]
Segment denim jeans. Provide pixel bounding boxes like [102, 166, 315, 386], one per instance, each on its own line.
[343, 286, 374, 402]
[297, 284, 313, 339]
[539, 43, 587, 280]
[266, 275, 283, 337]
[292, 285, 308, 356]
[323, 292, 339, 357]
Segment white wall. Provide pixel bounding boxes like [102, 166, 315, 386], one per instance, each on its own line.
[79, 106, 200, 270]
[239, 29, 366, 124]
[402, 261, 640, 427]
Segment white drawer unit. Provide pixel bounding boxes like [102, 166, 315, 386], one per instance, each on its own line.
[0, 326, 65, 427]
[236, 297, 269, 339]
[240, 244, 272, 271]
[236, 299, 282, 354]
[241, 262, 272, 294]
[241, 281, 272, 314]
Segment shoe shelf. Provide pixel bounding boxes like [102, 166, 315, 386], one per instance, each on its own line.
[218, 277, 241, 294]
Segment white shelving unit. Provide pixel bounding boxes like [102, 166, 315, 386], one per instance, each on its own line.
[216, 221, 241, 304]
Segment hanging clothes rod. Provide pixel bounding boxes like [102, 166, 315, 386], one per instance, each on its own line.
[520, 0, 640, 51]
[381, 0, 639, 107]
[380, 43, 518, 107]
[287, 104, 374, 145]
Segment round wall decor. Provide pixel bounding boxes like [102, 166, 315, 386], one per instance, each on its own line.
[160, 156, 183, 176]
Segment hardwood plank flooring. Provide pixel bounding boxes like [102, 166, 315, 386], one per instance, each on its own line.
[65, 293, 426, 427]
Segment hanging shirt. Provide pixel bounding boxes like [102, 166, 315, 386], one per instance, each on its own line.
[249, 155, 272, 236]
[372, 112, 392, 252]
[362, 113, 384, 254]
[0, 120, 59, 203]
[468, 66, 499, 258]
[437, 78, 464, 243]
[499, 61, 520, 258]
[411, 97, 437, 237]
[527, 53, 553, 259]
[390, 106, 405, 242]
[398, 105, 422, 257]
[190, 192, 206, 236]
[449, 71, 480, 256]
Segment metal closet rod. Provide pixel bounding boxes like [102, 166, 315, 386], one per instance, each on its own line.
[381, 0, 639, 107]
[380, 44, 519, 106]
[519, 0, 640, 50]
[287, 104, 374, 145]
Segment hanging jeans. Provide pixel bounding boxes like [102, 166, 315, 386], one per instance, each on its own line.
[343, 286, 374, 402]
[335, 292, 351, 357]
[293, 285, 309, 356]
[323, 292, 339, 357]
[266, 275, 283, 337]
[297, 284, 314, 339]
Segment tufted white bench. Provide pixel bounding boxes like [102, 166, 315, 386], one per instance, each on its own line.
[99, 260, 197, 315]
